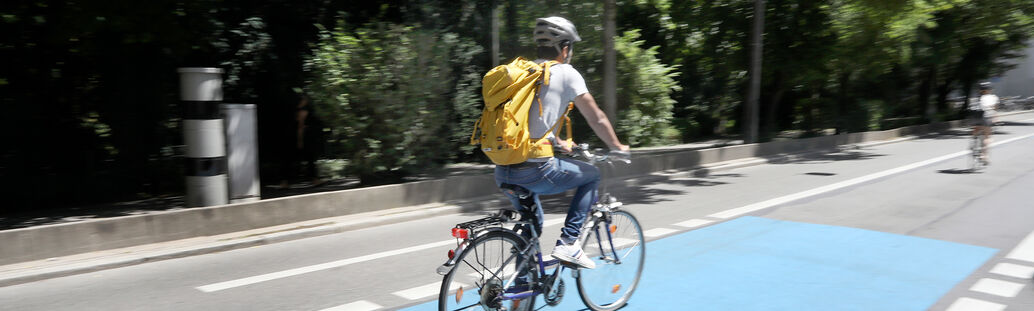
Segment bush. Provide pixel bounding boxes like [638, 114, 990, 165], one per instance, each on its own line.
[305, 23, 483, 184]
[614, 30, 681, 146]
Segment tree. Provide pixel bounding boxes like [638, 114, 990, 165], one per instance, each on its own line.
[306, 23, 483, 184]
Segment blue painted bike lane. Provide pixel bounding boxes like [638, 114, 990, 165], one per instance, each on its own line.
[405, 216, 996, 310]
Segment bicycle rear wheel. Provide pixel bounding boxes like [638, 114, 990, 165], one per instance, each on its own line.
[969, 136, 979, 170]
[970, 135, 985, 171]
[575, 210, 645, 311]
[439, 231, 535, 311]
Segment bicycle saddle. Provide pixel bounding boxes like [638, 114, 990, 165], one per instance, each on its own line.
[499, 183, 532, 199]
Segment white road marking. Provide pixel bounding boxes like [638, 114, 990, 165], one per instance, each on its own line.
[393, 280, 463, 300]
[709, 132, 1034, 219]
[318, 300, 382, 311]
[673, 219, 714, 228]
[197, 217, 567, 292]
[543, 218, 565, 227]
[989, 262, 1034, 279]
[196, 240, 455, 292]
[945, 297, 1006, 311]
[643, 228, 678, 238]
[1005, 229, 1034, 263]
[969, 278, 1026, 298]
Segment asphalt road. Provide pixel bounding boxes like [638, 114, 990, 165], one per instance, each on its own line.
[2, 113, 1034, 311]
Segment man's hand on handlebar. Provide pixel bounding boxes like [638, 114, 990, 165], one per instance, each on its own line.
[558, 139, 575, 154]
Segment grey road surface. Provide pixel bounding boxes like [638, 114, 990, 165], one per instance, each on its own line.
[2, 114, 1034, 311]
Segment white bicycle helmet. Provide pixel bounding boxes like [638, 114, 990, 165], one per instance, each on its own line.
[534, 16, 582, 48]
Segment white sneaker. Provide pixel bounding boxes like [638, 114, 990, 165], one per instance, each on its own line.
[551, 241, 596, 269]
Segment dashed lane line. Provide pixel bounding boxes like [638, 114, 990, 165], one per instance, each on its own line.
[643, 228, 679, 238]
[318, 300, 383, 311]
[969, 278, 1026, 298]
[393, 281, 464, 301]
[989, 262, 1034, 279]
[672, 219, 714, 228]
[945, 297, 1006, 311]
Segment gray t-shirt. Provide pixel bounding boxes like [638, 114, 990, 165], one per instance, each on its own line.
[529, 60, 589, 143]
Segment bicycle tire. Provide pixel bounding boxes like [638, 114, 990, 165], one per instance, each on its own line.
[575, 210, 646, 311]
[438, 231, 536, 311]
[969, 135, 979, 170]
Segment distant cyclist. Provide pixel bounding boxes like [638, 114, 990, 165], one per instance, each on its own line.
[493, 16, 629, 269]
[972, 82, 998, 165]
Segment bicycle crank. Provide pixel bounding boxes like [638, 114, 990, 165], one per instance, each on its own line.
[543, 276, 565, 306]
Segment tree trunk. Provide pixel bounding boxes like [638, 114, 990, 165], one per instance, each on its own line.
[504, 0, 518, 58]
[744, 0, 765, 143]
[603, 0, 618, 122]
[764, 71, 784, 140]
[924, 67, 938, 122]
[935, 76, 954, 119]
[836, 72, 850, 134]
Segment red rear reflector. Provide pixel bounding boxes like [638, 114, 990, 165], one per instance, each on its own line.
[452, 228, 469, 239]
[448, 249, 456, 259]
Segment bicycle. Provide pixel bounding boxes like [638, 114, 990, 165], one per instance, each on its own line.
[968, 130, 986, 171]
[966, 109, 992, 171]
[436, 145, 645, 311]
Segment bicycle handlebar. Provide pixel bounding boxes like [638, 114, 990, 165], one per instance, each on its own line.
[572, 143, 631, 164]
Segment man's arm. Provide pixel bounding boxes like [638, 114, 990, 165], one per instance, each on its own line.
[573, 92, 629, 151]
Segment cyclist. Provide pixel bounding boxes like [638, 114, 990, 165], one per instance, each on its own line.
[494, 16, 629, 269]
[973, 82, 998, 165]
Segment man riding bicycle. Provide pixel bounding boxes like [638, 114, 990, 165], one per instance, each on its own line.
[493, 16, 630, 269]
[972, 82, 998, 165]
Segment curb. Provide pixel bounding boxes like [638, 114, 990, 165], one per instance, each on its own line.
[0, 201, 481, 287]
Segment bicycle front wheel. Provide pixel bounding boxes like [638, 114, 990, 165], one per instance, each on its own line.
[439, 231, 535, 311]
[576, 210, 646, 311]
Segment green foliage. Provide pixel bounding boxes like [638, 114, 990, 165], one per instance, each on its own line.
[614, 30, 681, 146]
[305, 23, 482, 184]
[7, 0, 1034, 211]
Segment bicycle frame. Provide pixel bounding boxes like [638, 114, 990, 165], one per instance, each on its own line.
[499, 219, 567, 302]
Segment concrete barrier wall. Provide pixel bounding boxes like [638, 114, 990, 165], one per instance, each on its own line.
[0, 118, 977, 265]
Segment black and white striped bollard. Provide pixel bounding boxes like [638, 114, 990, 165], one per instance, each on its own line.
[178, 67, 228, 207]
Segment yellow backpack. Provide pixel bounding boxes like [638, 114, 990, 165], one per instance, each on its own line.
[470, 57, 573, 165]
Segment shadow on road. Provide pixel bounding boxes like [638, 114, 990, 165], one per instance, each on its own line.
[937, 168, 980, 175]
[769, 149, 886, 165]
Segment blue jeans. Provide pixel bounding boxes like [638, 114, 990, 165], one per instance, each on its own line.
[494, 157, 600, 244]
